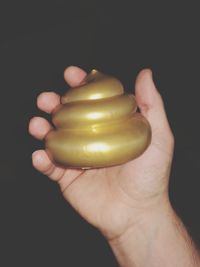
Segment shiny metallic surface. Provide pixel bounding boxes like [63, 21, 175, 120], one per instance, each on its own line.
[45, 70, 152, 168]
[61, 69, 124, 103]
[53, 94, 137, 128]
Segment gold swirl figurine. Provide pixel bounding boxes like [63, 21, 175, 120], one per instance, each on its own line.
[45, 69, 152, 169]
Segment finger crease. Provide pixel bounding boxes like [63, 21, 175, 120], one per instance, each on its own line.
[43, 165, 55, 176]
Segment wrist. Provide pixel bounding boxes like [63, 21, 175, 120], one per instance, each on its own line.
[108, 198, 173, 260]
[107, 192, 172, 243]
[108, 196, 199, 267]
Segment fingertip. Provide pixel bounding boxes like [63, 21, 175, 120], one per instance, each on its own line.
[28, 116, 35, 134]
[135, 69, 155, 113]
[29, 117, 52, 139]
[139, 68, 152, 76]
[135, 68, 153, 88]
[37, 92, 60, 113]
[64, 65, 83, 76]
[28, 116, 42, 136]
[32, 150, 52, 173]
[32, 150, 43, 164]
[64, 66, 87, 87]
[64, 65, 80, 75]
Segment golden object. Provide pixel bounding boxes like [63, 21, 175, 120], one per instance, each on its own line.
[45, 69, 151, 169]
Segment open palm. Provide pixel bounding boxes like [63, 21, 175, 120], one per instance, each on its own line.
[29, 66, 174, 240]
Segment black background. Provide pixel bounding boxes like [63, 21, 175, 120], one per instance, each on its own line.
[0, 1, 200, 266]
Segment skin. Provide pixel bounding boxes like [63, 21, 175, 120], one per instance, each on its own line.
[29, 66, 200, 266]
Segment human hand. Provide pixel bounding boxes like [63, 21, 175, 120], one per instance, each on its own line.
[29, 66, 174, 241]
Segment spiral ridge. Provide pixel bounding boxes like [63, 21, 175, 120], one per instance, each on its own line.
[45, 70, 151, 168]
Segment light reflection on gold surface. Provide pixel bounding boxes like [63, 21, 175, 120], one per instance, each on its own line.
[87, 142, 109, 153]
[86, 112, 103, 120]
[45, 70, 151, 168]
[89, 93, 104, 100]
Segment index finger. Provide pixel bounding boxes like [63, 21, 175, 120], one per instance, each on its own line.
[37, 66, 87, 114]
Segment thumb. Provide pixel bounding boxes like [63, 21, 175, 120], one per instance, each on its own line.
[135, 69, 174, 149]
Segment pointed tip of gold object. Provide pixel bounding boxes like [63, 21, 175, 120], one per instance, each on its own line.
[91, 69, 98, 74]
